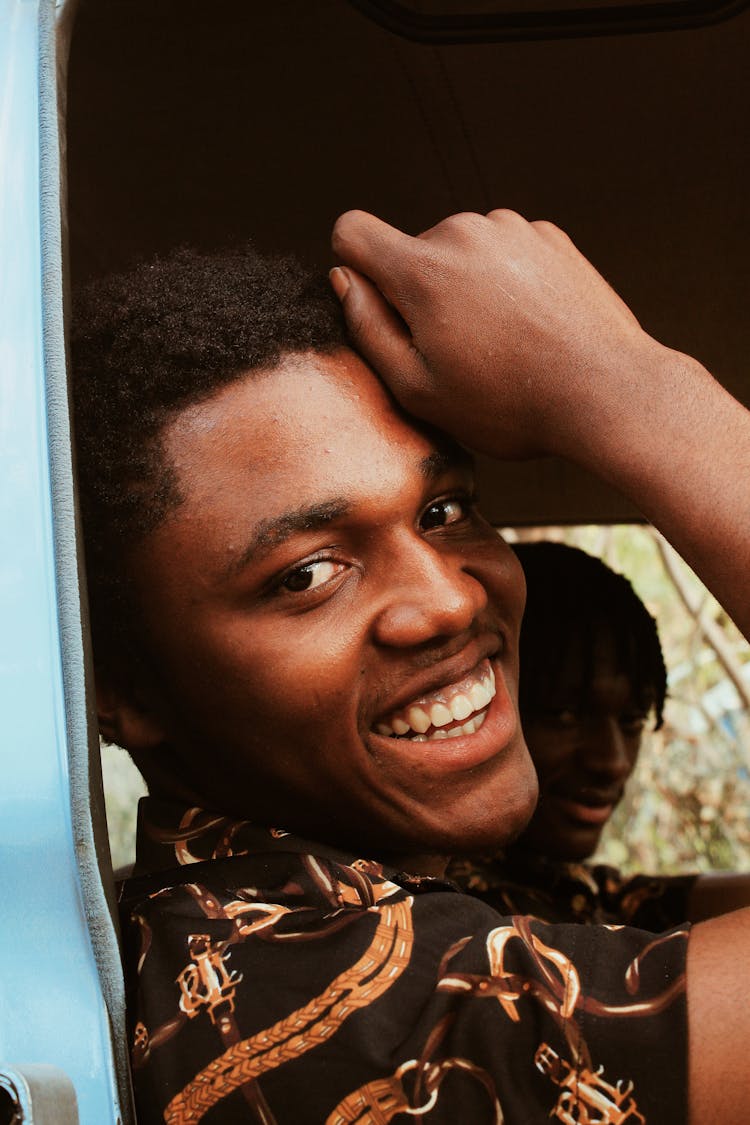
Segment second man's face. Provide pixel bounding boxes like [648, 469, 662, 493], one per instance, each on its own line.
[518, 632, 650, 862]
[123, 348, 537, 865]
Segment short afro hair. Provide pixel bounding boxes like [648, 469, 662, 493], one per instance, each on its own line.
[71, 244, 347, 668]
[513, 541, 667, 728]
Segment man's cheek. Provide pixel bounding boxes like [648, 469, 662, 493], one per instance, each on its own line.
[196, 618, 363, 725]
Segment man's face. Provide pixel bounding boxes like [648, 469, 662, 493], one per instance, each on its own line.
[123, 349, 536, 864]
[517, 631, 651, 862]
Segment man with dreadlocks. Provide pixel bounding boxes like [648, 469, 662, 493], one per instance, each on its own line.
[449, 542, 750, 928]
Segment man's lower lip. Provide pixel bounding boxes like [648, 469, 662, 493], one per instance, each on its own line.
[553, 797, 614, 826]
[370, 661, 516, 773]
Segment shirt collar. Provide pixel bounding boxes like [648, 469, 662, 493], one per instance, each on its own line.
[133, 796, 457, 893]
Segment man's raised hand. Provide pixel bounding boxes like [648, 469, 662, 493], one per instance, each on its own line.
[330, 208, 652, 461]
[331, 207, 750, 640]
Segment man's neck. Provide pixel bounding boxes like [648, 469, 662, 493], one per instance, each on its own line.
[383, 852, 450, 879]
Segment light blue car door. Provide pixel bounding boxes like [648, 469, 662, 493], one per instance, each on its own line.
[0, 1, 132, 1120]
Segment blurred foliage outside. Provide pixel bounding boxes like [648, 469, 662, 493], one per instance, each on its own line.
[102, 742, 147, 871]
[102, 523, 750, 876]
[504, 524, 750, 875]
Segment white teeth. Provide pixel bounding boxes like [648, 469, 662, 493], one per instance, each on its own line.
[378, 706, 490, 743]
[469, 682, 492, 711]
[429, 702, 453, 728]
[450, 694, 473, 722]
[374, 659, 498, 740]
[406, 706, 431, 734]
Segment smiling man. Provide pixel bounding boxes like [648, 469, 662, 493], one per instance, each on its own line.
[76, 250, 535, 869]
[72, 223, 749, 1123]
[448, 541, 690, 929]
[113, 343, 534, 865]
[450, 542, 750, 932]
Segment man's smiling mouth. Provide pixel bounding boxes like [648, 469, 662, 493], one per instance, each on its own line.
[374, 659, 496, 743]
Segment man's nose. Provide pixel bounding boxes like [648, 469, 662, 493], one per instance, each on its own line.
[579, 718, 633, 779]
[372, 539, 488, 648]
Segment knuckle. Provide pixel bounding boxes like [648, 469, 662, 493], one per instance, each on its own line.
[391, 341, 429, 385]
[330, 211, 358, 253]
[486, 207, 526, 227]
[342, 292, 372, 341]
[443, 210, 484, 231]
[422, 211, 485, 245]
[532, 219, 569, 243]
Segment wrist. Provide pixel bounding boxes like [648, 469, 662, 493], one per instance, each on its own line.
[556, 336, 741, 527]
[540, 329, 669, 469]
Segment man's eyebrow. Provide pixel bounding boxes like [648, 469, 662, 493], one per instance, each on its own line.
[224, 447, 471, 582]
[225, 499, 350, 580]
[419, 445, 474, 481]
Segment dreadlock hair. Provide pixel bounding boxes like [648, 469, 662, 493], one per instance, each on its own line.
[71, 244, 347, 670]
[513, 542, 667, 729]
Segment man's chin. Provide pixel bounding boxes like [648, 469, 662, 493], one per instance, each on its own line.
[518, 822, 603, 864]
[324, 783, 537, 867]
[403, 754, 538, 859]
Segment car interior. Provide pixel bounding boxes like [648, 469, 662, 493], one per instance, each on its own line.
[1, 0, 748, 1120]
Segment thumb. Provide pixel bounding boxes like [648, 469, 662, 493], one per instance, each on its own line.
[329, 266, 428, 408]
[331, 210, 417, 307]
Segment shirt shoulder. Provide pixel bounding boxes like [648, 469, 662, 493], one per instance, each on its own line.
[592, 865, 699, 930]
[122, 847, 690, 1124]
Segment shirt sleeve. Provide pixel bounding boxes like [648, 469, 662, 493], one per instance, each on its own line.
[594, 864, 699, 930]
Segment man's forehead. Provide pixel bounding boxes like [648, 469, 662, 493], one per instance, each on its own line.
[162, 348, 472, 493]
[151, 349, 475, 575]
[164, 348, 384, 451]
[545, 627, 650, 698]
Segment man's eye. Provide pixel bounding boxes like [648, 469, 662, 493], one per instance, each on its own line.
[419, 496, 469, 531]
[531, 708, 579, 729]
[550, 709, 579, 727]
[280, 560, 341, 593]
[620, 714, 647, 735]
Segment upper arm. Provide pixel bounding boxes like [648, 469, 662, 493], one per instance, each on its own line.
[687, 907, 750, 1122]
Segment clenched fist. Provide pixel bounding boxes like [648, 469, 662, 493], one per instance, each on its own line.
[330, 208, 657, 462]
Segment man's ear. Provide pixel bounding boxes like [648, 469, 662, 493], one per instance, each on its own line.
[95, 666, 167, 753]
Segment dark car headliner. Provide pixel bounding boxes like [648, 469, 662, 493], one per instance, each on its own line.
[65, 0, 750, 524]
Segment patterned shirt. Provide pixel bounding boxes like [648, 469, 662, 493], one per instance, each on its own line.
[120, 798, 690, 1124]
[448, 850, 698, 930]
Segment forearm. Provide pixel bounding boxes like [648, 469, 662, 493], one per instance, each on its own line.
[551, 339, 750, 638]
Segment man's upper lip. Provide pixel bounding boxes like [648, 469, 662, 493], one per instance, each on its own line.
[373, 634, 502, 722]
[551, 785, 622, 807]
